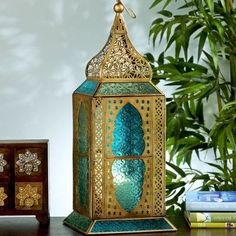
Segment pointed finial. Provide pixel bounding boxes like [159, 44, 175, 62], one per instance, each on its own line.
[114, 0, 124, 13]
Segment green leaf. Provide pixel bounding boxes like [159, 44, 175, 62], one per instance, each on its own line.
[145, 53, 155, 63]
[163, 0, 172, 10]
[208, 34, 218, 68]
[167, 162, 187, 177]
[166, 170, 177, 179]
[149, 0, 162, 9]
[198, 30, 208, 60]
[151, 18, 164, 27]
[158, 10, 172, 17]
[205, 0, 214, 13]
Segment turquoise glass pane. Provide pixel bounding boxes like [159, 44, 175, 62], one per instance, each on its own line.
[64, 211, 92, 233]
[97, 82, 160, 95]
[112, 159, 145, 212]
[78, 103, 88, 153]
[112, 103, 145, 212]
[78, 157, 89, 208]
[112, 103, 145, 156]
[91, 218, 174, 233]
[75, 80, 98, 95]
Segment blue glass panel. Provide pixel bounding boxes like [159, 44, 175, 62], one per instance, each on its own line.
[97, 82, 160, 95]
[91, 218, 174, 233]
[112, 103, 145, 212]
[112, 103, 145, 156]
[78, 103, 88, 153]
[78, 157, 89, 208]
[64, 211, 92, 233]
[112, 159, 145, 212]
[74, 80, 98, 95]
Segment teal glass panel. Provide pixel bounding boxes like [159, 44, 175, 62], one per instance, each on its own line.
[64, 211, 92, 233]
[112, 103, 145, 156]
[74, 80, 98, 95]
[78, 103, 88, 153]
[91, 218, 174, 233]
[112, 159, 145, 212]
[97, 82, 160, 95]
[78, 157, 89, 209]
[112, 103, 145, 212]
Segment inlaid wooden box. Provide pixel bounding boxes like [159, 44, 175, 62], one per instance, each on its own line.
[0, 140, 49, 224]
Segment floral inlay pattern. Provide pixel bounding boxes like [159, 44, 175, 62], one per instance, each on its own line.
[16, 150, 41, 175]
[0, 154, 7, 172]
[16, 184, 41, 208]
[0, 187, 7, 206]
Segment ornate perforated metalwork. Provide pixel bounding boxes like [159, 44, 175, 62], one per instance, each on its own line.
[86, 37, 112, 80]
[86, 14, 152, 82]
[97, 82, 159, 96]
[16, 184, 41, 208]
[0, 154, 7, 172]
[68, 2, 166, 226]
[93, 98, 104, 217]
[0, 187, 7, 206]
[153, 97, 165, 215]
[16, 150, 41, 175]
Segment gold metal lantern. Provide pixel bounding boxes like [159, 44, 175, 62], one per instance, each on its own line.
[64, 1, 176, 234]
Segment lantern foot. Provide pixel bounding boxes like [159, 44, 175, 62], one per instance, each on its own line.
[64, 211, 177, 235]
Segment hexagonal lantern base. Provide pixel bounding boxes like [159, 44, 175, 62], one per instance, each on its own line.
[64, 211, 176, 235]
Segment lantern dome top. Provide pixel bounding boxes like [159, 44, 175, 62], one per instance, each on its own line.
[85, 2, 152, 82]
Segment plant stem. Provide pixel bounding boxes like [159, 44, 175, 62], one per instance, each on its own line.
[225, 0, 236, 189]
[230, 55, 236, 190]
[230, 54, 236, 101]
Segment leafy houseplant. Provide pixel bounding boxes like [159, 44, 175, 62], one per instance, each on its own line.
[147, 0, 236, 214]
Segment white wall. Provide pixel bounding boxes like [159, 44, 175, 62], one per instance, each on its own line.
[0, 0, 157, 216]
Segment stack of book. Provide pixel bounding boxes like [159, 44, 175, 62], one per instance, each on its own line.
[185, 191, 236, 228]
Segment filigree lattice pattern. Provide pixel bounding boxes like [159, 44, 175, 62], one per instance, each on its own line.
[86, 14, 152, 81]
[86, 38, 112, 79]
[102, 34, 151, 80]
[93, 98, 104, 218]
[153, 97, 165, 216]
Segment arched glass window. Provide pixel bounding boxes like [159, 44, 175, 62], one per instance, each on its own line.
[112, 103, 145, 212]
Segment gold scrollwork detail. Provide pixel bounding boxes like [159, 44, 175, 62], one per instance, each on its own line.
[16, 184, 41, 208]
[86, 14, 152, 82]
[0, 187, 7, 206]
[0, 153, 7, 173]
[16, 150, 41, 175]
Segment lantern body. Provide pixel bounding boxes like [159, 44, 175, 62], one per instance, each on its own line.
[64, 9, 176, 234]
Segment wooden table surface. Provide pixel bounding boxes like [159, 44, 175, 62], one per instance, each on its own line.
[0, 217, 235, 236]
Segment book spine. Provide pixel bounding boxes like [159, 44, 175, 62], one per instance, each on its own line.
[190, 222, 236, 228]
[186, 212, 236, 222]
[186, 202, 236, 211]
[186, 191, 236, 202]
